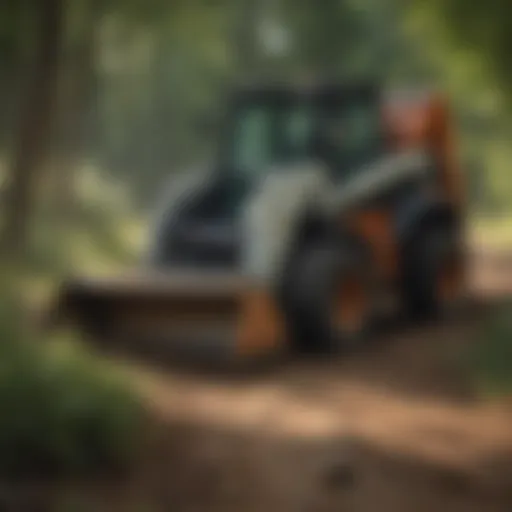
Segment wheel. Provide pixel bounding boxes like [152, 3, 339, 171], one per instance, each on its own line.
[403, 228, 467, 318]
[289, 241, 376, 354]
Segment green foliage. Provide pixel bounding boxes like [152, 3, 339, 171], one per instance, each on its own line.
[402, 0, 512, 213]
[2, 0, 512, 258]
[467, 302, 512, 396]
[411, 0, 512, 93]
[0, 288, 144, 480]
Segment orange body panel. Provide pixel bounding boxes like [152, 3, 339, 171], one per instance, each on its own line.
[427, 96, 465, 209]
[237, 288, 285, 356]
[384, 92, 464, 209]
[345, 210, 398, 281]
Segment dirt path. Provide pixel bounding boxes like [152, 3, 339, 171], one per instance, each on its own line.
[116, 248, 512, 512]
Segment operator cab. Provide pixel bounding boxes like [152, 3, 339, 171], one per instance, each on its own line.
[158, 83, 387, 268]
[222, 83, 385, 182]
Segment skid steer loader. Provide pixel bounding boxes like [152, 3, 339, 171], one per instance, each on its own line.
[56, 83, 467, 363]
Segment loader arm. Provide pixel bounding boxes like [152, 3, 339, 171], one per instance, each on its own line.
[241, 161, 330, 283]
[324, 149, 433, 214]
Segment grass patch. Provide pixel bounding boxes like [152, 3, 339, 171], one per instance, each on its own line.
[466, 301, 512, 397]
[0, 282, 145, 481]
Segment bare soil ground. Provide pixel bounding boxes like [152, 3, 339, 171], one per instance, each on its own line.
[96, 247, 512, 512]
[12, 248, 511, 512]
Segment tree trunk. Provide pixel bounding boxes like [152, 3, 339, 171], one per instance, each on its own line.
[2, 0, 64, 256]
[49, 1, 97, 217]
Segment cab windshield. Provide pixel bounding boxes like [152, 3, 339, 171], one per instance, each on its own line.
[231, 102, 314, 176]
[227, 91, 382, 179]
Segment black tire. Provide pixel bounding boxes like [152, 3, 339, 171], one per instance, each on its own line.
[403, 228, 465, 318]
[289, 241, 376, 354]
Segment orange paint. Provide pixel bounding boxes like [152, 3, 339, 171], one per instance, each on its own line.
[345, 210, 398, 281]
[334, 275, 368, 333]
[426, 96, 465, 209]
[236, 288, 285, 357]
[383, 92, 464, 209]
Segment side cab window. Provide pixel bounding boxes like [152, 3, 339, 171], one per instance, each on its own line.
[321, 94, 384, 179]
